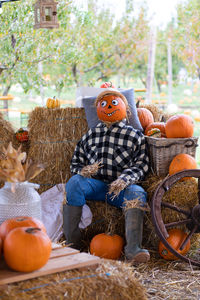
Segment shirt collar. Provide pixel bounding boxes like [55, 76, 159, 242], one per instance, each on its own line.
[96, 121, 126, 128]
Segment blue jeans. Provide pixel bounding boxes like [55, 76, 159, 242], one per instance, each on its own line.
[66, 174, 147, 209]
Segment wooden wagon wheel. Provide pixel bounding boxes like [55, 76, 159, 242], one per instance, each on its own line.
[151, 169, 200, 267]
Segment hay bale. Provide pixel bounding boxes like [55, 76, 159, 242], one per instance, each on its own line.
[141, 174, 200, 252]
[82, 201, 125, 249]
[0, 260, 147, 300]
[139, 103, 173, 122]
[27, 107, 88, 193]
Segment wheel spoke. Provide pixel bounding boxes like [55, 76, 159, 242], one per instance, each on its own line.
[198, 178, 200, 203]
[161, 201, 191, 216]
[180, 224, 198, 251]
[165, 218, 192, 229]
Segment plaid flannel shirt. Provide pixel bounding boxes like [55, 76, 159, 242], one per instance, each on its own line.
[70, 121, 149, 185]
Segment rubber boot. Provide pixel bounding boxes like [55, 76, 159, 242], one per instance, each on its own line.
[124, 208, 150, 265]
[63, 204, 82, 250]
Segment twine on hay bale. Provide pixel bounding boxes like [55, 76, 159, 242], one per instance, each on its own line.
[0, 260, 147, 300]
[27, 107, 88, 194]
[141, 174, 200, 252]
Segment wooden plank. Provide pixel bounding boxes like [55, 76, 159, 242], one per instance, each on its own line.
[0, 252, 100, 285]
[50, 247, 79, 259]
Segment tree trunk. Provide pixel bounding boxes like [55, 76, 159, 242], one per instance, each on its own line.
[3, 85, 11, 113]
[167, 38, 173, 105]
[146, 27, 157, 104]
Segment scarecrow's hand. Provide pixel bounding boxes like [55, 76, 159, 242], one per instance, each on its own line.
[80, 162, 102, 178]
[109, 179, 127, 198]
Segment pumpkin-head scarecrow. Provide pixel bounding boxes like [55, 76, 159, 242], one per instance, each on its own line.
[63, 89, 150, 264]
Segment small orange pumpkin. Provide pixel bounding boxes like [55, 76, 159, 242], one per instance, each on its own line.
[4, 227, 51, 272]
[90, 233, 124, 260]
[145, 122, 166, 137]
[96, 95, 127, 123]
[0, 237, 2, 260]
[0, 216, 46, 243]
[169, 153, 197, 180]
[165, 114, 194, 138]
[158, 228, 190, 260]
[137, 108, 154, 130]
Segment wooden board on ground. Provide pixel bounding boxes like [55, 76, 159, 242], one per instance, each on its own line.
[0, 245, 101, 285]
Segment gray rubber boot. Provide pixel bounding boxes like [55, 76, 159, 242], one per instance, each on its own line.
[63, 204, 82, 250]
[124, 208, 150, 264]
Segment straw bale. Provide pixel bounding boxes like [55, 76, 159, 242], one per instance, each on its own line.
[139, 103, 173, 122]
[0, 260, 147, 300]
[82, 201, 125, 249]
[27, 107, 88, 193]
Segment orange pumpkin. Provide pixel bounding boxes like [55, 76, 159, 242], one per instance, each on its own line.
[4, 227, 51, 272]
[165, 114, 194, 138]
[158, 228, 190, 260]
[96, 95, 127, 123]
[169, 153, 197, 180]
[0, 237, 2, 259]
[137, 108, 154, 130]
[145, 122, 166, 137]
[90, 233, 124, 260]
[0, 216, 46, 243]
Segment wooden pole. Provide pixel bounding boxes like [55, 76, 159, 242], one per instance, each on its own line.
[146, 27, 157, 104]
[167, 38, 173, 105]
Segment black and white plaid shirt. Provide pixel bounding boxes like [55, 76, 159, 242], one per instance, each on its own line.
[70, 121, 149, 185]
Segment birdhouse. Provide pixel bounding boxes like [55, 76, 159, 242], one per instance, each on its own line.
[34, 0, 59, 29]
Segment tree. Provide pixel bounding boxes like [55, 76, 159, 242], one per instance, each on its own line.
[174, 0, 200, 79]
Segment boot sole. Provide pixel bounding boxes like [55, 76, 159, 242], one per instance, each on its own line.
[129, 252, 150, 265]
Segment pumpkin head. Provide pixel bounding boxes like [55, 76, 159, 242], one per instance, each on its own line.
[96, 90, 128, 123]
[90, 233, 124, 259]
[4, 227, 51, 272]
[165, 114, 194, 138]
[169, 153, 197, 180]
[137, 107, 154, 130]
[158, 228, 190, 260]
[0, 216, 46, 242]
[145, 122, 166, 137]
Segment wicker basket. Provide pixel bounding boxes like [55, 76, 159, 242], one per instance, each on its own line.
[145, 136, 199, 177]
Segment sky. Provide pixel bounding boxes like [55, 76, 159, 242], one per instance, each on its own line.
[74, 0, 184, 27]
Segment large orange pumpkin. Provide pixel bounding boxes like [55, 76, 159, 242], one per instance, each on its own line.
[158, 228, 190, 260]
[137, 108, 154, 130]
[90, 233, 124, 260]
[145, 122, 166, 137]
[96, 95, 127, 123]
[4, 227, 51, 272]
[0, 216, 46, 243]
[165, 114, 194, 138]
[169, 153, 197, 180]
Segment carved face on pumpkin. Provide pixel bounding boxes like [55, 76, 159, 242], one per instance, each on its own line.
[96, 94, 127, 123]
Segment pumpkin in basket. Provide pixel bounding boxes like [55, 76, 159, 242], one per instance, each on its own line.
[158, 228, 190, 260]
[169, 153, 197, 180]
[137, 107, 154, 130]
[165, 114, 194, 138]
[145, 122, 166, 137]
[0, 216, 46, 243]
[90, 233, 124, 260]
[4, 227, 51, 272]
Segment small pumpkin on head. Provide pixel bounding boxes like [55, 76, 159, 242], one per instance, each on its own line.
[95, 90, 130, 124]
